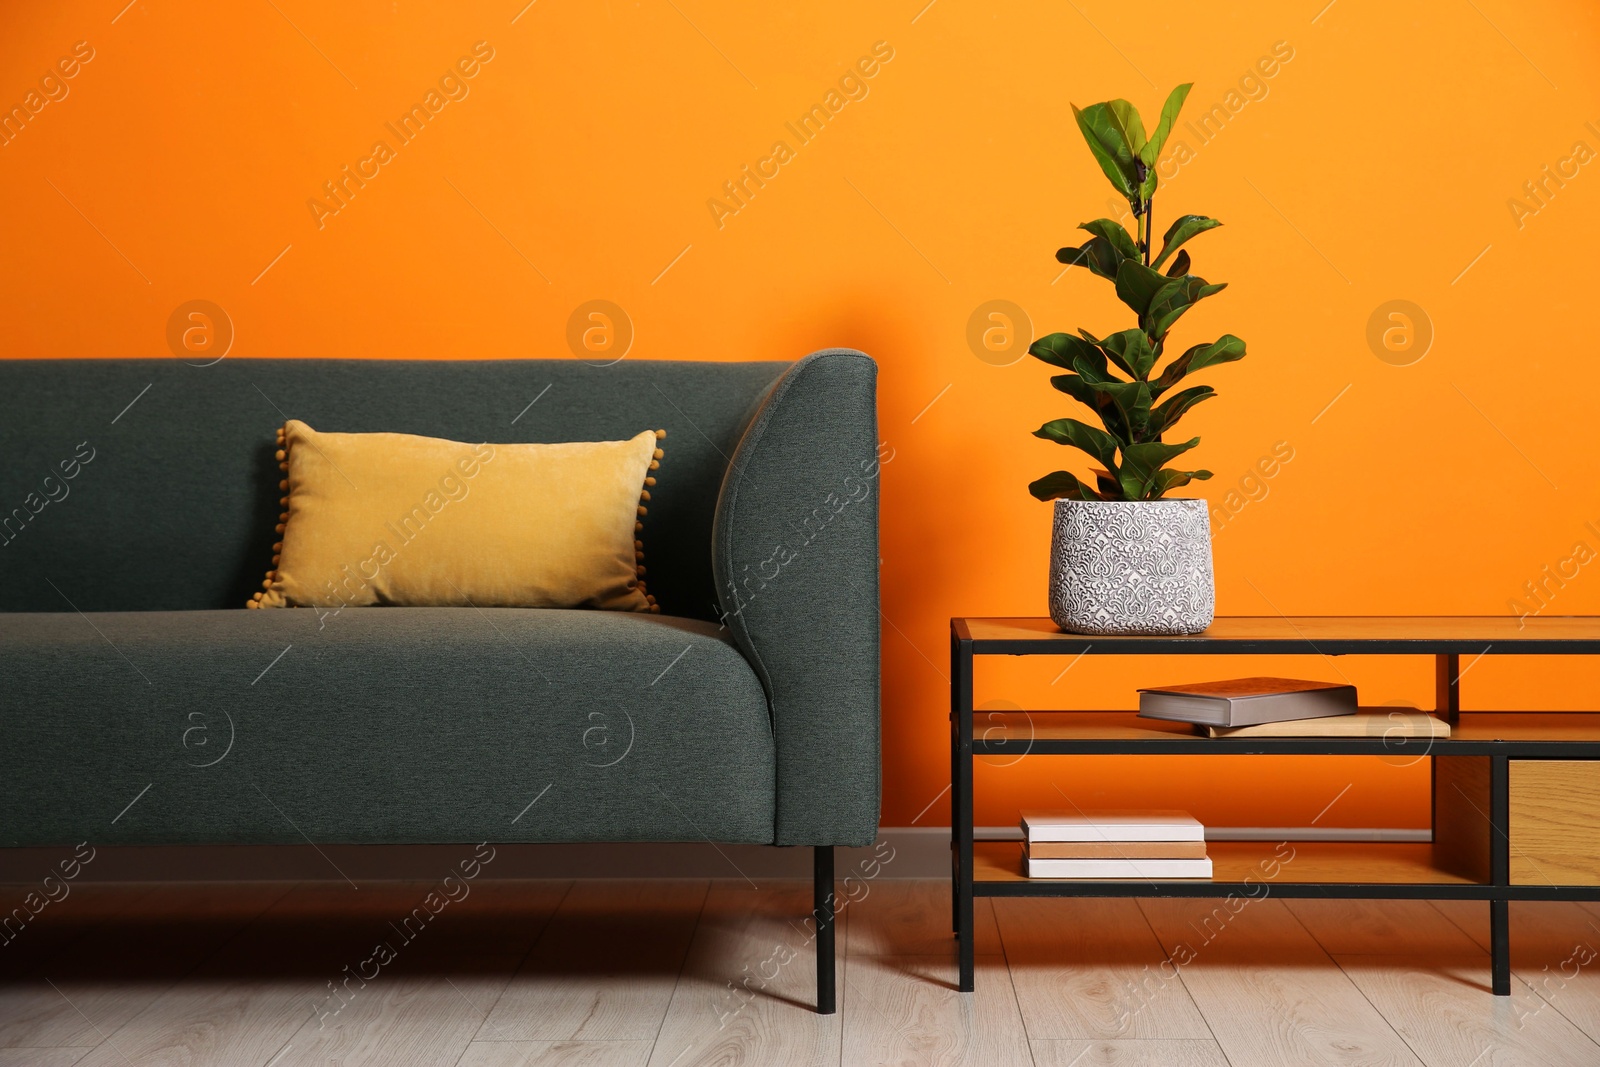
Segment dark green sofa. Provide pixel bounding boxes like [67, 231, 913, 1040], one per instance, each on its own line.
[0, 351, 880, 1013]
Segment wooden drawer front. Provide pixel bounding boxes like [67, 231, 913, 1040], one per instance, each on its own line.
[1511, 760, 1600, 885]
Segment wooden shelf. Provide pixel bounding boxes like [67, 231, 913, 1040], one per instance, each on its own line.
[971, 840, 1481, 891]
[969, 711, 1600, 755]
[1454, 714, 1600, 742]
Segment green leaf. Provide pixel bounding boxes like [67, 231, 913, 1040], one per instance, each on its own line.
[1071, 328, 1138, 380]
[1138, 85, 1191, 199]
[1118, 437, 1200, 499]
[1106, 100, 1149, 155]
[1091, 467, 1121, 498]
[1100, 329, 1159, 380]
[1028, 332, 1104, 371]
[1165, 249, 1191, 277]
[1029, 470, 1102, 501]
[1057, 237, 1122, 280]
[1100, 378, 1153, 441]
[1049, 373, 1151, 445]
[1049, 372, 1100, 408]
[1152, 215, 1222, 271]
[1071, 351, 1113, 383]
[1147, 275, 1227, 339]
[1080, 218, 1140, 262]
[1056, 242, 1094, 268]
[1057, 240, 1108, 278]
[1139, 84, 1192, 170]
[1034, 417, 1120, 469]
[1148, 385, 1215, 436]
[1146, 468, 1213, 499]
[1055, 218, 1141, 282]
[1151, 334, 1247, 397]
[1072, 101, 1144, 201]
[1114, 259, 1171, 320]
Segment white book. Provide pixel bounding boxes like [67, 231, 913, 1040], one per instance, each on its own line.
[1026, 855, 1214, 879]
[1020, 809, 1204, 843]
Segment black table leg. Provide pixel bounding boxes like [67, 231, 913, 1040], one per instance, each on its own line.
[1491, 897, 1511, 995]
[1489, 754, 1511, 996]
[814, 845, 835, 1014]
[951, 665, 960, 936]
[953, 631, 974, 992]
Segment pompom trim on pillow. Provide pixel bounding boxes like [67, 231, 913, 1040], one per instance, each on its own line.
[245, 424, 290, 609]
[636, 429, 664, 613]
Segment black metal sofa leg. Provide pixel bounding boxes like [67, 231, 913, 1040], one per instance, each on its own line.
[814, 845, 836, 1014]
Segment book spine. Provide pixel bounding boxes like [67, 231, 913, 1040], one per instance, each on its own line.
[1226, 686, 1358, 727]
[1023, 827, 1206, 843]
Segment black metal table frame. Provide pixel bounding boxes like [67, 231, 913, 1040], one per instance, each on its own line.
[950, 619, 1600, 996]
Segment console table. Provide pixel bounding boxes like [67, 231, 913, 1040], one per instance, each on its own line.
[950, 616, 1600, 996]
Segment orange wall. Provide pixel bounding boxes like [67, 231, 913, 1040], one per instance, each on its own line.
[4, 1, 1600, 830]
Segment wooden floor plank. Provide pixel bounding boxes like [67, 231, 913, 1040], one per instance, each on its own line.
[1430, 897, 1600, 1041]
[0, 882, 292, 1050]
[481, 881, 708, 1042]
[0, 1050, 93, 1067]
[66, 975, 323, 1067]
[1284, 899, 1486, 957]
[267, 975, 532, 1067]
[1139, 897, 1426, 1066]
[457, 1041, 655, 1066]
[1505, 901, 1600, 1044]
[60, 882, 433, 1067]
[993, 896, 1210, 1040]
[21, 875, 1600, 1067]
[67, 878, 558, 1067]
[271, 880, 571, 1067]
[846, 879, 999, 956]
[841, 954, 1031, 1067]
[1030, 1038, 1231, 1066]
[1335, 954, 1600, 1066]
[1423, 900, 1492, 951]
[646, 881, 841, 1067]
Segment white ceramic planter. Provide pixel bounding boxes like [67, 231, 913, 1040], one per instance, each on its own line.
[1049, 498, 1215, 636]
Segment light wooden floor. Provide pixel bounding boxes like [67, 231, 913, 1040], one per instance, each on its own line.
[4, 879, 1600, 1066]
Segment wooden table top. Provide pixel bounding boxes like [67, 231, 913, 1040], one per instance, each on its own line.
[953, 616, 1600, 654]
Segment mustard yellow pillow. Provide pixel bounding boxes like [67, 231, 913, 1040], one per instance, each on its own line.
[247, 420, 663, 613]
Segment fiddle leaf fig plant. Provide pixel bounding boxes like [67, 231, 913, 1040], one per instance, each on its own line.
[1029, 83, 1247, 502]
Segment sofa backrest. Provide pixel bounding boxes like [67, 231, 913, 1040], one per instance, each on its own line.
[0, 358, 788, 618]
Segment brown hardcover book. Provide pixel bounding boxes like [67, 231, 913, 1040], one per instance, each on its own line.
[1025, 840, 1208, 859]
[1138, 677, 1358, 727]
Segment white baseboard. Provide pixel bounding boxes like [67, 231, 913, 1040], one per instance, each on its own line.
[0, 826, 1429, 883]
[1200, 827, 1430, 843]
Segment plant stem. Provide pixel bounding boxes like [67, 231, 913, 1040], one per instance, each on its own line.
[1145, 196, 1153, 267]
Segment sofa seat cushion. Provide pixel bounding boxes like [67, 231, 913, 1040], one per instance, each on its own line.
[0, 608, 775, 847]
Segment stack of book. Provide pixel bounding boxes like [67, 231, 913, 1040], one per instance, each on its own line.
[1135, 677, 1451, 738]
[1020, 810, 1212, 879]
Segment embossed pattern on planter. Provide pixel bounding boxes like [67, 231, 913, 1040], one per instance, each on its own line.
[1049, 498, 1215, 635]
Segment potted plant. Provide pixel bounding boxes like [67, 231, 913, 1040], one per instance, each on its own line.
[1028, 84, 1246, 636]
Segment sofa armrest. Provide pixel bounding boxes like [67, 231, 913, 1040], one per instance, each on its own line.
[712, 349, 881, 847]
